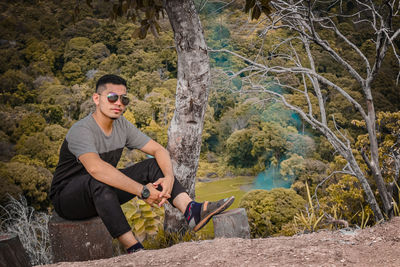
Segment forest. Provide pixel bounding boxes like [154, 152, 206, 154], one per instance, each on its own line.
[0, 0, 399, 264]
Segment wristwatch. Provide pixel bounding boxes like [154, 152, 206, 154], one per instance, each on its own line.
[141, 185, 150, 200]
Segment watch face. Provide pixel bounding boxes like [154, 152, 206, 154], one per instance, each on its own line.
[142, 186, 150, 199]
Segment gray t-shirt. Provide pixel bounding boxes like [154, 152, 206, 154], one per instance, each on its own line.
[50, 114, 150, 199]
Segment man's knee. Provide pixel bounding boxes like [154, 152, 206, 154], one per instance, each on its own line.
[89, 178, 116, 200]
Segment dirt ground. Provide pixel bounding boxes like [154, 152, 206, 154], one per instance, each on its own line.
[43, 217, 400, 267]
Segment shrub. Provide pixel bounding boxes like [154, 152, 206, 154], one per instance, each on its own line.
[0, 179, 22, 207]
[63, 37, 92, 62]
[239, 188, 306, 237]
[12, 113, 46, 142]
[62, 61, 84, 84]
[15, 132, 59, 171]
[0, 162, 52, 210]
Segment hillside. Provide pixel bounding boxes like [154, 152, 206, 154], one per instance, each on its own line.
[43, 217, 400, 267]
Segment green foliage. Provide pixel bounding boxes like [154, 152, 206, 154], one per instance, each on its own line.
[143, 228, 204, 250]
[15, 132, 60, 171]
[24, 39, 55, 75]
[62, 62, 84, 84]
[239, 188, 306, 237]
[0, 47, 25, 74]
[12, 113, 46, 142]
[226, 128, 257, 168]
[293, 182, 324, 233]
[15, 122, 67, 171]
[0, 107, 27, 137]
[0, 69, 35, 106]
[38, 82, 91, 120]
[63, 37, 93, 63]
[279, 154, 305, 181]
[321, 173, 371, 225]
[354, 111, 400, 184]
[128, 71, 163, 99]
[201, 105, 218, 152]
[287, 133, 315, 157]
[291, 158, 328, 197]
[0, 162, 52, 210]
[0, 178, 22, 207]
[43, 125, 67, 142]
[143, 120, 168, 147]
[40, 105, 64, 125]
[251, 122, 291, 164]
[121, 198, 163, 242]
[87, 42, 110, 68]
[98, 54, 120, 74]
[130, 100, 153, 128]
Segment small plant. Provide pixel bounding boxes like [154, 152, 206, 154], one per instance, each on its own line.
[143, 228, 204, 250]
[360, 205, 370, 229]
[122, 198, 164, 242]
[0, 195, 52, 265]
[293, 182, 324, 232]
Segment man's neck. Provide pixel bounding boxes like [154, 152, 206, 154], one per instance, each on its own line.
[92, 110, 114, 135]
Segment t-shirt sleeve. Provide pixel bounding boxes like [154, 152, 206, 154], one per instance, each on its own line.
[123, 117, 151, 150]
[66, 124, 98, 159]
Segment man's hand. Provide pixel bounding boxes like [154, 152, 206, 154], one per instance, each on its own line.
[152, 176, 174, 206]
[143, 183, 170, 207]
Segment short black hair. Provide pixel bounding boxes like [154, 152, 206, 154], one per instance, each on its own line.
[96, 74, 127, 93]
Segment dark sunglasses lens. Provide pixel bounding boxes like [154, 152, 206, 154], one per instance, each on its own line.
[121, 96, 130, 105]
[107, 94, 118, 103]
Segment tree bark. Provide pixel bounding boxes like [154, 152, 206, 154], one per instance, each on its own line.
[365, 98, 393, 217]
[164, 0, 210, 233]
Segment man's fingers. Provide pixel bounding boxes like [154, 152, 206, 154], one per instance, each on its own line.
[160, 192, 171, 199]
[152, 180, 162, 187]
[159, 186, 168, 198]
[158, 197, 168, 207]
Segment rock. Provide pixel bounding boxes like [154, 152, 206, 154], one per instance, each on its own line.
[213, 208, 250, 239]
[0, 233, 31, 267]
[48, 213, 113, 263]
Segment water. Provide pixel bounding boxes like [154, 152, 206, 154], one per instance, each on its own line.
[253, 167, 292, 190]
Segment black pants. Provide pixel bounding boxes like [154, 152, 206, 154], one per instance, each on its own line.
[52, 158, 187, 238]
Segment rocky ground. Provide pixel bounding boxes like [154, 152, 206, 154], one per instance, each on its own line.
[43, 217, 400, 267]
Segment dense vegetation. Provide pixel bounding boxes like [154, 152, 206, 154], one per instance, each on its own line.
[0, 0, 399, 238]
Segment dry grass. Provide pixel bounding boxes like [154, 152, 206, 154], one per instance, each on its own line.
[0, 195, 52, 265]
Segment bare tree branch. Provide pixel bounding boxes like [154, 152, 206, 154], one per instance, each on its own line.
[216, 0, 400, 221]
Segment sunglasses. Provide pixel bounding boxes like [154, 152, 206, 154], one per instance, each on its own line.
[102, 92, 130, 106]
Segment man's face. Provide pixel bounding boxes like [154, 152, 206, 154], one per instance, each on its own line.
[93, 83, 128, 120]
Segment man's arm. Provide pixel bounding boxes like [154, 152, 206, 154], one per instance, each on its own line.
[140, 139, 175, 206]
[79, 153, 168, 205]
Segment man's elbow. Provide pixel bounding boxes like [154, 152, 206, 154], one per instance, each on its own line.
[85, 165, 99, 176]
[163, 147, 170, 156]
[84, 162, 105, 177]
[158, 146, 170, 158]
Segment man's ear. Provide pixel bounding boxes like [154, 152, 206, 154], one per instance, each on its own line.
[93, 93, 100, 106]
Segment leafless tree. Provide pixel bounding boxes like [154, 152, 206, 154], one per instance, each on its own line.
[213, 0, 400, 221]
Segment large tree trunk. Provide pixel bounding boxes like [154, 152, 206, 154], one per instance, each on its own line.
[164, 0, 210, 233]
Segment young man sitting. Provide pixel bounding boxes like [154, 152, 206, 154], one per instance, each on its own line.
[49, 74, 234, 253]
